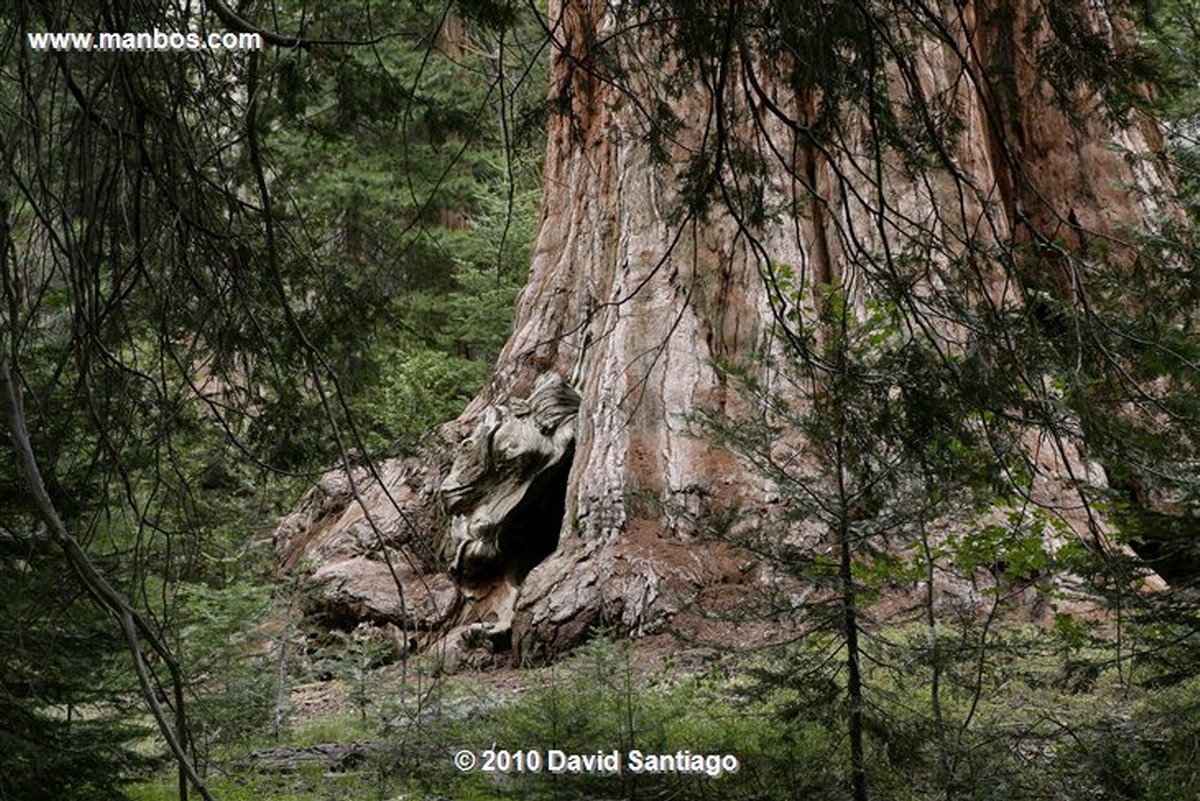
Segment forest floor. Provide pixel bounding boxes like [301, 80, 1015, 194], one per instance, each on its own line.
[125, 610, 1195, 801]
[127, 632, 727, 801]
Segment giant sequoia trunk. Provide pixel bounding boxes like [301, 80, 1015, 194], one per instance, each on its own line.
[276, 0, 1179, 657]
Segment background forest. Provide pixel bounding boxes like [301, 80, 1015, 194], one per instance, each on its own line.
[2, 1, 543, 797]
[1, 1, 1198, 800]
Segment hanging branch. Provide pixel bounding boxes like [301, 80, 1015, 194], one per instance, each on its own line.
[204, 0, 401, 48]
[0, 352, 215, 801]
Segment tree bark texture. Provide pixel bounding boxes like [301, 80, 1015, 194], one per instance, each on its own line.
[276, 0, 1177, 655]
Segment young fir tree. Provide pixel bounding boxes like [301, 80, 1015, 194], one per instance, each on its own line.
[693, 271, 1058, 797]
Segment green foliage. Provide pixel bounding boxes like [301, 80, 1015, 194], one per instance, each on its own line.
[1146, 0, 1200, 205]
[127, 767, 366, 801]
[718, 622, 1200, 800]
[352, 347, 488, 452]
[2, 0, 547, 792]
[244, 0, 546, 458]
[943, 507, 1067, 582]
[117, 626, 1200, 801]
[430, 637, 845, 800]
[172, 580, 280, 747]
[0, 532, 158, 801]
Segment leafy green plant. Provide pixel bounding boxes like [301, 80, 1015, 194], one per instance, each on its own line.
[172, 580, 279, 748]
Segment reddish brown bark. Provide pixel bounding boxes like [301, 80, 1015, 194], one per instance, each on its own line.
[277, 0, 1175, 656]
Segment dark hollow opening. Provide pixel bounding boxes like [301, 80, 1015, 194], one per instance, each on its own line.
[496, 441, 574, 584]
